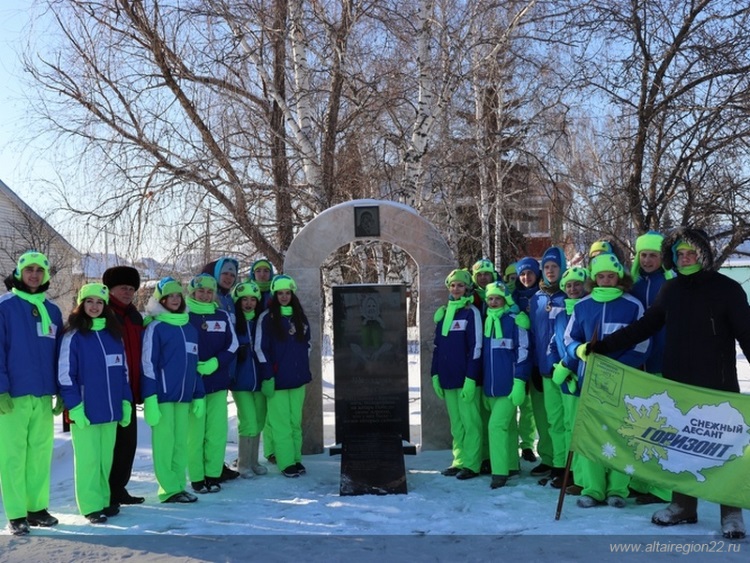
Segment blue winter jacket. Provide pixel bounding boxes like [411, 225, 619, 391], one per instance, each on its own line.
[0, 293, 62, 398]
[563, 293, 650, 381]
[512, 284, 537, 316]
[255, 311, 312, 390]
[529, 285, 566, 375]
[58, 328, 133, 424]
[188, 309, 239, 394]
[141, 314, 204, 403]
[630, 269, 673, 374]
[548, 303, 582, 396]
[431, 303, 482, 389]
[232, 317, 262, 392]
[481, 312, 531, 397]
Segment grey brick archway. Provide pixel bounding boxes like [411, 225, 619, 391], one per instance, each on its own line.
[284, 199, 456, 453]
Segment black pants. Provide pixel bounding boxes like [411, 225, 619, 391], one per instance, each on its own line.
[109, 402, 137, 502]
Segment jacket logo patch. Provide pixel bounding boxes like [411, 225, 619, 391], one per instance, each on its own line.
[186, 342, 198, 355]
[38, 322, 58, 338]
[450, 319, 468, 331]
[207, 321, 227, 333]
[107, 354, 123, 367]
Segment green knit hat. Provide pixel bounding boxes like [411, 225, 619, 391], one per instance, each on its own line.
[471, 259, 497, 284]
[189, 273, 218, 294]
[503, 263, 517, 278]
[590, 253, 624, 279]
[154, 277, 183, 301]
[232, 281, 262, 303]
[270, 274, 297, 294]
[14, 251, 51, 285]
[484, 281, 514, 307]
[445, 268, 473, 290]
[77, 282, 109, 305]
[589, 240, 613, 258]
[560, 266, 589, 287]
[631, 230, 664, 278]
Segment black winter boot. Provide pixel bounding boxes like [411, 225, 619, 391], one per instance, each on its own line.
[721, 505, 746, 539]
[652, 492, 698, 526]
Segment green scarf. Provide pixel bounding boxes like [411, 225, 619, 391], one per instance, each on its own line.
[155, 311, 190, 326]
[243, 310, 256, 321]
[678, 263, 702, 276]
[91, 318, 106, 331]
[565, 298, 581, 315]
[591, 287, 623, 303]
[441, 296, 472, 336]
[255, 280, 271, 293]
[187, 298, 217, 315]
[281, 305, 293, 317]
[12, 288, 52, 335]
[474, 287, 487, 302]
[484, 306, 509, 338]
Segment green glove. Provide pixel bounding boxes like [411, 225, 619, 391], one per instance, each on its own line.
[552, 362, 574, 386]
[431, 375, 444, 399]
[0, 393, 14, 415]
[567, 377, 578, 395]
[576, 343, 589, 362]
[69, 403, 90, 427]
[192, 397, 206, 418]
[509, 379, 526, 407]
[144, 395, 161, 427]
[197, 357, 219, 376]
[514, 312, 530, 330]
[120, 400, 132, 427]
[261, 378, 275, 398]
[52, 394, 64, 416]
[460, 377, 476, 403]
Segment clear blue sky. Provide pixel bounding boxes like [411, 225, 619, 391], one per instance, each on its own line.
[0, 1, 56, 214]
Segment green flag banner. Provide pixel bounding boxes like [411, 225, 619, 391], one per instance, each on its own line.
[570, 354, 750, 508]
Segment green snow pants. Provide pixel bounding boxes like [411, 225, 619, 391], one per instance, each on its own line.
[232, 390, 267, 438]
[517, 393, 536, 450]
[0, 395, 54, 520]
[579, 456, 630, 501]
[188, 390, 229, 481]
[542, 377, 567, 468]
[530, 381, 553, 466]
[265, 386, 305, 471]
[444, 388, 482, 473]
[151, 401, 190, 502]
[486, 395, 520, 476]
[71, 421, 117, 515]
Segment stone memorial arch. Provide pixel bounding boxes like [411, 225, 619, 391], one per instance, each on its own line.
[284, 199, 455, 453]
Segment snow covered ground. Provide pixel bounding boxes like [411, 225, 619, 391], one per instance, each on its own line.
[1, 349, 749, 562]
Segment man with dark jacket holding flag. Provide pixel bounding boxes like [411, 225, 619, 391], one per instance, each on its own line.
[587, 226, 750, 539]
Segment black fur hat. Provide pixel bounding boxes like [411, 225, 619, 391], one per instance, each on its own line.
[662, 227, 714, 271]
[103, 266, 141, 290]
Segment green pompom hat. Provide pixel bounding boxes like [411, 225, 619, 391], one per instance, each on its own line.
[471, 259, 497, 284]
[590, 253, 624, 279]
[444, 268, 473, 289]
[561, 266, 589, 287]
[78, 283, 110, 305]
[154, 277, 183, 301]
[189, 273, 218, 294]
[232, 281, 262, 303]
[14, 251, 51, 285]
[270, 274, 298, 294]
[484, 281, 515, 306]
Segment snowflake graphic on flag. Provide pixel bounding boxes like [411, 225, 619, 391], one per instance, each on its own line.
[602, 442, 616, 459]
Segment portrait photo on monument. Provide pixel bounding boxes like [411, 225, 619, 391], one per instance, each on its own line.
[354, 206, 380, 237]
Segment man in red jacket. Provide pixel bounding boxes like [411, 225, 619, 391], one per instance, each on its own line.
[103, 266, 146, 506]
